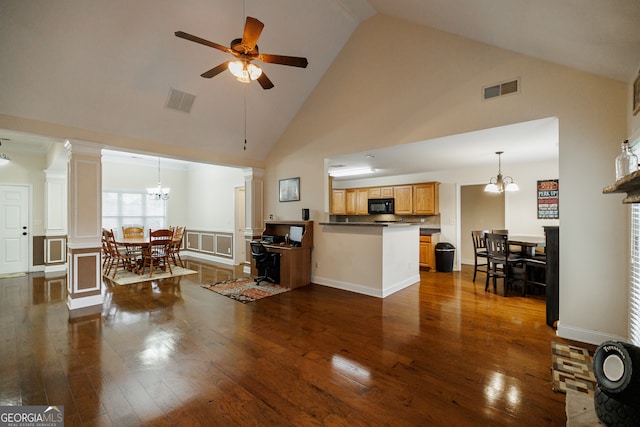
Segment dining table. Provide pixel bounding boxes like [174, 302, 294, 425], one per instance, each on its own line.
[508, 235, 546, 257]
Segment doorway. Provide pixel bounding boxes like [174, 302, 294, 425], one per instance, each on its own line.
[0, 185, 29, 274]
[460, 184, 505, 265]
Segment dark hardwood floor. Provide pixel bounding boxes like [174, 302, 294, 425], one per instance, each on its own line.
[0, 260, 586, 426]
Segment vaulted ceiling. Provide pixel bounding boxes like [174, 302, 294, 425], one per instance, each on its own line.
[1, 0, 639, 170]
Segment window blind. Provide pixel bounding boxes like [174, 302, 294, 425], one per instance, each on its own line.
[631, 204, 640, 346]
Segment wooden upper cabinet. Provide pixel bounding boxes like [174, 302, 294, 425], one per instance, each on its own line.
[369, 186, 394, 198]
[413, 182, 440, 215]
[356, 188, 369, 215]
[331, 189, 346, 215]
[393, 185, 413, 214]
[345, 189, 357, 215]
[381, 187, 394, 197]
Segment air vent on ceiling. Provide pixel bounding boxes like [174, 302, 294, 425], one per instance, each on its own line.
[166, 88, 196, 113]
[482, 78, 520, 101]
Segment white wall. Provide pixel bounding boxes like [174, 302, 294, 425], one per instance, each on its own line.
[185, 163, 245, 232]
[102, 160, 244, 232]
[101, 161, 188, 227]
[265, 15, 628, 344]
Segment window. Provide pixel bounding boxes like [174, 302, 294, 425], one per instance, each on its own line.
[631, 204, 640, 346]
[630, 141, 640, 346]
[102, 191, 167, 237]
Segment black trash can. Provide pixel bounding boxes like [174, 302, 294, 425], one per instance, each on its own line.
[435, 242, 455, 272]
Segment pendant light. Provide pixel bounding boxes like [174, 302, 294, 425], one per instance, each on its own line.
[147, 157, 170, 200]
[484, 151, 519, 193]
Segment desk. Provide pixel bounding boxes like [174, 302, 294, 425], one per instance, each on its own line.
[251, 243, 311, 288]
[508, 235, 546, 257]
[251, 220, 313, 288]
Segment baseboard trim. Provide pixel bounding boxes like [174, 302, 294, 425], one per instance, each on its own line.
[183, 251, 235, 266]
[556, 322, 628, 346]
[311, 274, 419, 298]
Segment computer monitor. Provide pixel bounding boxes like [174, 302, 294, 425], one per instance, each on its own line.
[289, 226, 304, 246]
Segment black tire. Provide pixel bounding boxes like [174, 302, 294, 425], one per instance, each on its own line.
[594, 341, 640, 404]
[594, 385, 640, 426]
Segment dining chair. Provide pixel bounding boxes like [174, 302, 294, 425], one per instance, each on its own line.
[471, 230, 490, 282]
[102, 228, 139, 279]
[168, 226, 186, 268]
[122, 226, 145, 257]
[101, 228, 112, 272]
[139, 229, 174, 277]
[484, 232, 526, 296]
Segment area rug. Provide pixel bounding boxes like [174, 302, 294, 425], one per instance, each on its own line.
[104, 266, 197, 286]
[551, 342, 601, 426]
[551, 341, 597, 395]
[202, 277, 290, 303]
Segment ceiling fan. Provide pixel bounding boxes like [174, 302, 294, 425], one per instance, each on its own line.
[175, 16, 308, 89]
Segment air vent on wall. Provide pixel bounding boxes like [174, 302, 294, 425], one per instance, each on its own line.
[166, 88, 196, 113]
[482, 78, 520, 101]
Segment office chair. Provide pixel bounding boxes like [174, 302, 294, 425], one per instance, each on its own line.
[250, 242, 280, 285]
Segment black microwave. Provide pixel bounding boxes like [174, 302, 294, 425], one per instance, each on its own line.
[368, 198, 394, 214]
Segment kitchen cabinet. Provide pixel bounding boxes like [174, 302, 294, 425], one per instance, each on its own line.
[393, 185, 413, 214]
[346, 189, 357, 214]
[331, 189, 346, 215]
[413, 182, 439, 215]
[419, 234, 439, 269]
[368, 186, 393, 198]
[345, 188, 368, 215]
[356, 188, 369, 214]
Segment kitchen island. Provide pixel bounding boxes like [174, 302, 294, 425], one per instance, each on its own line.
[315, 222, 420, 298]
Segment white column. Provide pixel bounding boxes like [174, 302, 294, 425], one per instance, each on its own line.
[65, 140, 104, 311]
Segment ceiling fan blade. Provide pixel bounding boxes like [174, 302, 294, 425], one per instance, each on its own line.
[175, 31, 231, 54]
[257, 72, 274, 90]
[242, 17, 264, 51]
[201, 62, 230, 78]
[258, 53, 308, 68]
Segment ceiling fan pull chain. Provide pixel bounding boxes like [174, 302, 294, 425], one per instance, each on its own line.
[243, 85, 247, 151]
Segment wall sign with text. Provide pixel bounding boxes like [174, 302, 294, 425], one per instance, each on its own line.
[537, 179, 559, 219]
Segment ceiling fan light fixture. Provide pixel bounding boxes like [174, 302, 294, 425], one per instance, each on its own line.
[228, 61, 262, 83]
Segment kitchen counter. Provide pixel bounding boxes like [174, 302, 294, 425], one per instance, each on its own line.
[319, 221, 418, 227]
[420, 227, 441, 236]
[316, 222, 420, 298]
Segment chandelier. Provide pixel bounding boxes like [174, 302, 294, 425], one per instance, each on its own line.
[147, 158, 170, 200]
[228, 60, 262, 83]
[484, 151, 519, 193]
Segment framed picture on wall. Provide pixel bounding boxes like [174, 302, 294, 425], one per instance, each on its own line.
[634, 70, 640, 116]
[279, 177, 300, 202]
[537, 179, 559, 219]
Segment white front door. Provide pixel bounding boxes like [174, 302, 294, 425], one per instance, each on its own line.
[0, 185, 29, 274]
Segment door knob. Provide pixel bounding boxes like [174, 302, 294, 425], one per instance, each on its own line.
[23, 226, 27, 229]
[22, 232, 27, 235]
